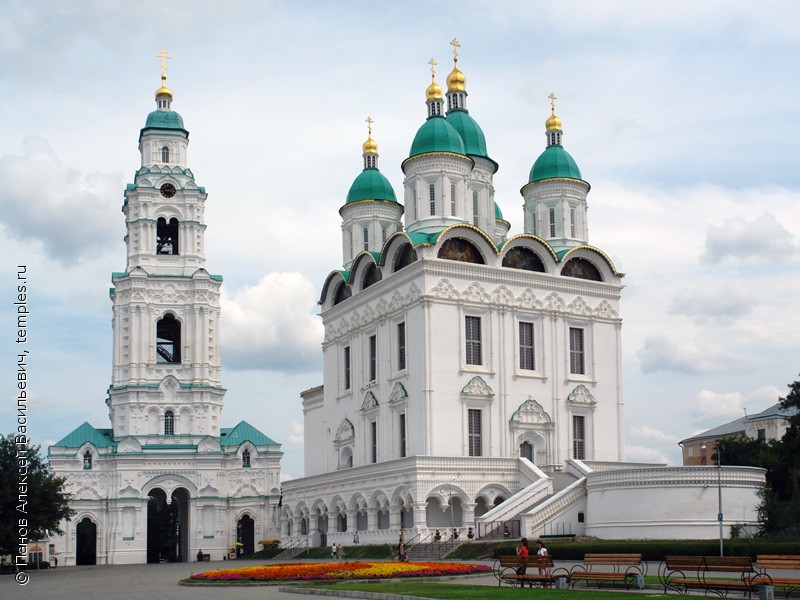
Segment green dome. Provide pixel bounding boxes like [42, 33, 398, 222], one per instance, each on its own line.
[446, 110, 488, 158]
[409, 116, 465, 158]
[346, 168, 397, 204]
[494, 202, 504, 220]
[528, 145, 583, 183]
[143, 109, 187, 132]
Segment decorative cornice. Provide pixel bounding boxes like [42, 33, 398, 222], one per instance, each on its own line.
[567, 384, 596, 406]
[461, 376, 493, 397]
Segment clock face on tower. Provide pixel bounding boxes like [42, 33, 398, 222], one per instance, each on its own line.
[160, 183, 177, 198]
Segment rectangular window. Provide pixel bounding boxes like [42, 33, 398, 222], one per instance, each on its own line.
[382, 227, 387, 245]
[472, 191, 479, 225]
[532, 213, 538, 236]
[368, 335, 377, 382]
[549, 207, 556, 237]
[450, 184, 456, 215]
[573, 415, 585, 459]
[413, 189, 418, 220]
[757, 429, 766, 441]
[363, 227, 369, 250]
[343, 346, 351, 390]
[371, 421, 377, 463]
[570, 208, 576, 237]
[468, 409, 482, 456]
[399, 413, 407, 458]
[519, 321, 535, 370]
[397, 321, 406, 371]
[465, 316, 482, 366]
[429, 183, 436, 215]
[569, 327, 585, 375]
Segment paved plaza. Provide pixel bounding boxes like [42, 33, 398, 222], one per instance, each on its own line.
[0, 559, 515, 600]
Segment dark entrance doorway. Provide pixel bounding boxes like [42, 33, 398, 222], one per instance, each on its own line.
[237, 514, 255, 556]
[147, 487, 190, 563]
[76, 517, 97, 565]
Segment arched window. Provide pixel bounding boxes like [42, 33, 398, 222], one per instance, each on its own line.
[393, 244, 417, 272]
[561, 257, 603, 282]
[156, 217, 179, 255]
[164, 410, 175, 436]
[502, 247, 545, 272]
[362, 264, 381, 290]
[333, 282, 352, 306]
[242, 449, 251, 467]
[83, 450, 92, 470]
[161, 146, 170, 163]
[438, 238, 484, 264]
[520, 441, 533, 462]
[156, 314, 181, 363]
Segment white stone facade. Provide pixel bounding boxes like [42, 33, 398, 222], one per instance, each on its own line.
[48, 81, 282, 565]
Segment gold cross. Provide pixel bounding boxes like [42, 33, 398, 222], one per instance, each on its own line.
[450, 38, 461, 61]
[428, 57, 437, 80]
[548, 92, 557, 112]
[365, 116, 374, 137]
[155, 48, 173, 76]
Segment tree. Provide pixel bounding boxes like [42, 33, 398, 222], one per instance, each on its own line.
[0, 433, 74, 555]
[716, 374, 800, 537]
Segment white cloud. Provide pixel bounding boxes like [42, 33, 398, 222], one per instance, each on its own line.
[746, 385, 783, 408]
[696, 390, 744, 419]
[701, 212, 796, 264]
[220, 273, 323, 372]
[629, 426, 680, 445]
[668, 285, 756, 325]
[287, 419, 304, 446]
[637, 332, 747, 375]
[0, 137, 121, 264]
[625, 444, 672, 465]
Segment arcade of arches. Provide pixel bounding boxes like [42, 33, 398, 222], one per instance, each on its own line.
[281, 488, 505, 546]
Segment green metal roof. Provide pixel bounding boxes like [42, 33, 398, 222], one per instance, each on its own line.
[408, 229, 445, 247]
[52, 422, 115, 449]
[409, 116, 465, 158]
[346, 168, 397, 204]
[446, 109, 488, 158]
[142, 110, 187, 133]
[220, 420, 278, 447]
[528, 145, 584, 184]
[494, 202, 504, 220]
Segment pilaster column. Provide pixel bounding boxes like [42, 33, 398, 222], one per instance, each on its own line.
[366, 508, 378, 531]
[388, 506, 402, 529]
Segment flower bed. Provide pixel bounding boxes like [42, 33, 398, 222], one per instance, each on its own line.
[191, 560, 491, 582]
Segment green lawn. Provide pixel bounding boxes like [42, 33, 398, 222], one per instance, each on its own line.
[308, 582, 670, 599]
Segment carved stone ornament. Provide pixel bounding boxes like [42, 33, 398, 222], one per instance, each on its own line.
[430, 279, 460, 300]
[461, 376, 494, 397]
[567, 384, 596, 406]
[335, 418, 355, 442]
[360, 391, 378, 412]
[510, 397, 552, 424]
[388, 382, 408, 405]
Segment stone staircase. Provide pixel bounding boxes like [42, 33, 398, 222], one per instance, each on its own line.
[406, 538, 463, 561]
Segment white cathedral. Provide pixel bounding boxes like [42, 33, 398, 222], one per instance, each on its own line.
[49, 45, 765, 566]
[279, 45, 764, 547]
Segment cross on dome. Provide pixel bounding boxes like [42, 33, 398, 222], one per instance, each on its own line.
[450, 38, 460, 62]
[156, 48, 173, 76]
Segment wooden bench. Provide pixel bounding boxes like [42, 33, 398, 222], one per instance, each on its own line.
[197, 553, 211, 562]
[754, 555, 800, 598]
[659, 555, 706, 593]
[569, 553, 645, 589]
[661, 555, 759, 597]
[495, 555, 567, 588]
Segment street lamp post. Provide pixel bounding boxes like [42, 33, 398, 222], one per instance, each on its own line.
[702, 442, 724, 556]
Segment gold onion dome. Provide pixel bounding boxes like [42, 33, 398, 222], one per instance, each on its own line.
[426, 79, 443, 100]
[447, 64, 466, 92]
[545, 110, 562, 131]
[362, 135, 378, 154]
[155, 74, 173, 99]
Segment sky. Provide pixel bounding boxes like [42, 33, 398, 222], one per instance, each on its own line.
[1, 1, 798, 478]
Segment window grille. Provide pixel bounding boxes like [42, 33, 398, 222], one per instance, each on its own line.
[468, 409, 482, 456]
[465, 316, 482, 365]
[569, 327, 585, 374]
[519, 322, 535, 370]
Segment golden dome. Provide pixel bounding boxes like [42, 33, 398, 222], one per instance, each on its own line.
[426, 80, 443, 100]
[155, 74, 173, 99]
[545, 109, 562, 131]
[362, 135, 378, 154]
[447, 65, 466, 92]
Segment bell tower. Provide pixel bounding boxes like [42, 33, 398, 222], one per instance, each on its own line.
[106, 52, 225, 442]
